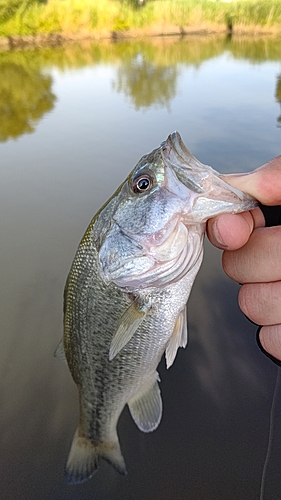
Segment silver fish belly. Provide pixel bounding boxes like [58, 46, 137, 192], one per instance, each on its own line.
[57, 132, 257, 484]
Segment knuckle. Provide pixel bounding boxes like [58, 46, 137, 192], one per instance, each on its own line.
[238, 282, 281, 326]
[238, 285, 259, 322]
[222, 251, 241, 282]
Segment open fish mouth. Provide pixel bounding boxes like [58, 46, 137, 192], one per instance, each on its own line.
[161, 131, 257, 221]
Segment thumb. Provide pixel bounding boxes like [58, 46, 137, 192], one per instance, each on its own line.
[221, 156, 281, 206]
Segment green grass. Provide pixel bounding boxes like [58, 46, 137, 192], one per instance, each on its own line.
[0, 0, 281, 37]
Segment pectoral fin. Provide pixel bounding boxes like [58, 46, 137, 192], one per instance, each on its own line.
[165, 307, 188, 369]
[109, 299, 151, 361]
[128, 373, 162, 432]
[54, 338, 67, 365]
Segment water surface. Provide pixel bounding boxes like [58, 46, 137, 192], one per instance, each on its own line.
[1, 36, 281, 500]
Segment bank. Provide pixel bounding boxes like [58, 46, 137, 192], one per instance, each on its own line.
[0, 0, 280, 50]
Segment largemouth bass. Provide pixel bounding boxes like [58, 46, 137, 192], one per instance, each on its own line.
[57, 132, 257, 484]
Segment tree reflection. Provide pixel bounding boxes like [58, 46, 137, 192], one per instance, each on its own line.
[230, 37, 281, 63]
[110, 37, 226, 110]
[0, 60, 56, 142]
[275, 74, 281, 127]
[113, 53, 178, 110]
[1, 36, 280, 138]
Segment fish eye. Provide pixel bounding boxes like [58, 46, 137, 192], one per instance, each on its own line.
[132, 174, 153, 194]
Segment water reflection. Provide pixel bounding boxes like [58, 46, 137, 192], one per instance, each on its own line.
[110, 36, 281, 109]
[113, 53, 178, 109]
[188, 241, 266, 408]
[230, 36, 281, 63]
[1, 36, 281, 141]
[0, 52, 56, 141]
[110, 37, 228, 110]
[275, 74, 281, 127]
[1, 35, 281, 499]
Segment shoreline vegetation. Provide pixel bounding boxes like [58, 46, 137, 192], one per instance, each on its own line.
[0, 0, 281, 50]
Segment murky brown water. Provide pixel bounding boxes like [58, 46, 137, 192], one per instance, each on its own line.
[1, 35, 281, 499]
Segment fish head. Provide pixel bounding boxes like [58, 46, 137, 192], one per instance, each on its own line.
[94, 132, 257, 290]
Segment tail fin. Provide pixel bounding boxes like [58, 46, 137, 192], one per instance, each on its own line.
[65, 429, 127, 484]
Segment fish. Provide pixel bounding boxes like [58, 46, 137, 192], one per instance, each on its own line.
[56, 131, 257, 484]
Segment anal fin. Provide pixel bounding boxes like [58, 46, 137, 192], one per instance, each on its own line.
[128, 373, 162, 433]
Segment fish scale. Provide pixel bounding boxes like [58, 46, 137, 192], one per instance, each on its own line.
[57, 132, 257, 483]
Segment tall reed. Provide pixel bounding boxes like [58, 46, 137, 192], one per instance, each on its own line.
[0, 0, 280, 37]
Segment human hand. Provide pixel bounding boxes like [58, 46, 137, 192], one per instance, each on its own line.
[207, 156, 281, 363]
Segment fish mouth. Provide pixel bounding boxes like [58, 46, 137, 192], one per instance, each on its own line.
[161, 131, 258, 221]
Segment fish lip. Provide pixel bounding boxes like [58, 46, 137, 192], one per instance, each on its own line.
[160, 131, 206, 194]
[160, 131, 257, 217]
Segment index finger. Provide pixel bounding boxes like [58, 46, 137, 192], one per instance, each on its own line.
[221, 156, 281, 206]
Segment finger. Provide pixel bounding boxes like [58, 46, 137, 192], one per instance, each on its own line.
[238, 282, 281, 325]
[259, 325, 281, 361]
[222, 226, 281, 283]
[206, 207, 264, 250]
[221, 155, 281, 205]
[207, 213, 253, 250]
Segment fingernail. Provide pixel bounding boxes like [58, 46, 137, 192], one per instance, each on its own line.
[212, 220, 229, 249]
